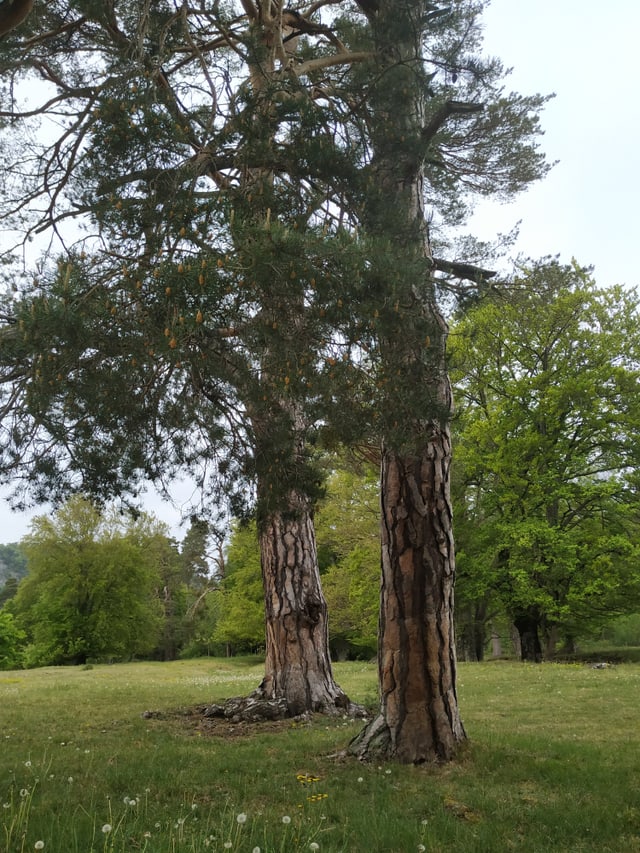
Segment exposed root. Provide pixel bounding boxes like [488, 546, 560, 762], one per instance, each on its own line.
[202, 692, 368, 724]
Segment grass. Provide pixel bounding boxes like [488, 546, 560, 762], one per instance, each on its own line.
[1, 658, 639, 852]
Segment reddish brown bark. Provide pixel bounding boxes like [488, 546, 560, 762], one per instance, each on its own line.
[350, 439, 465, 763]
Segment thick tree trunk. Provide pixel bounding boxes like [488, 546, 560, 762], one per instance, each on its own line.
[350, 443, 466, 763]
[253, 490, 355, 716]
[348, 0, 466, 761]
[459, 602, 488, 662]
[513, 608, 543, 662]
[490, 627, 503, 658]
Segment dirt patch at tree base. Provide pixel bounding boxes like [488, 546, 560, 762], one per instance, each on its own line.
[140, 700, 363, 740]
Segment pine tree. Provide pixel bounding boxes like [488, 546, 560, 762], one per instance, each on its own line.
[340, 1, 550, 761]
[0, 0, 368, 714]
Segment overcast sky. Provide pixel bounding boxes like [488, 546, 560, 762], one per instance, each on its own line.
[1, 0, 638, 545]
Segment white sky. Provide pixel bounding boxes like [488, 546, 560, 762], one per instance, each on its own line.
[1, 0, 638, 545]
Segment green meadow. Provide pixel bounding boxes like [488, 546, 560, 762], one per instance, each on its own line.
[1, 659, 639, 852]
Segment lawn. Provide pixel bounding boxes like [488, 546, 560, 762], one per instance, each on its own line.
[1, 658, 639, 852]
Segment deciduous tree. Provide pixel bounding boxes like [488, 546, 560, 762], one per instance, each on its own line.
[450, 261, 640, 659]
[13, 497, 164, 666]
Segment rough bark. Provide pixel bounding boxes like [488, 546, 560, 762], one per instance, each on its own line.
[349, 0, 466, 762]
[253, 490, 360, 716]
[350, 442, 465, 763]
[232, 13, 358, 719]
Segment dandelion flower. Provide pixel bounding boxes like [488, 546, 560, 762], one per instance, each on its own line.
[236, 812, 247, 824]
[67, 777, 74, 783]
[282, 815, 291, 824]
[101, 824, 112, 834]
[25, 760, 32, 767]
[417, 846, 426, 852]
[20, 788, 29, 798]
[34, 843, 45, 850]
[310, 844, 320, 851]
[223, 842, 232, 849]
[357, 777, 363, 783]
[252, 848, 261, 853]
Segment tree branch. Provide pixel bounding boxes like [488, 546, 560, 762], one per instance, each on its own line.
[432, 257, 496, 283]
[422, 100, 484, 145]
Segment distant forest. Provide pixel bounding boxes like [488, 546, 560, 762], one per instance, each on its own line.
[0, 544, 27, 584]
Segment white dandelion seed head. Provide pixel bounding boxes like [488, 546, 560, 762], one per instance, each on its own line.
[236, 812, 247, 824]
[34, 842, 45, 850]
[101, 824, 112, 834]
[417, 846, 426, 852]
[223, 842, 232, 849]
[282, 815, 291, 824]
[25, 760, 32, 767]
[253, 847, 261, 853]
[19, 789, 29, 798]
[357, 777, 364, 783]
[67, 777, 73, 784]
[309, 844, 320, 851]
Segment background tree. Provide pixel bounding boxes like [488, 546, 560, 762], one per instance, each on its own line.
[0, 543, 28, 608]
[12, 497, 164, 666]
[0, 610, 25, 670]
[315, 463, 379, 660]
[212, 520, 265, 655]
[450, 261, 640, 660]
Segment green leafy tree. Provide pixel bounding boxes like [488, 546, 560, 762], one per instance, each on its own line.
[213, 521, 265, 654]
[451, 261, 640, 660]
[0, 575, 20, 608]
[13, 497, 164, 666]
[315, 464, 379, 659]
[0, 610, 25, 670]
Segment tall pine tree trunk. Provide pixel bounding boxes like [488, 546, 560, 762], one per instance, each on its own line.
[350, 0, 466, 762]
[350, 434, 465, 761]
[233, 7, 353, 717]
[255, 489, 353, 715]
